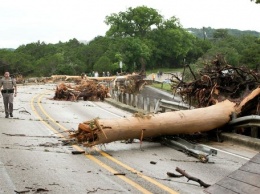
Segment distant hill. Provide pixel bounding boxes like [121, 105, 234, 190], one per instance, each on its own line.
[186, 27, 260, 39]
[0, 48, 15, 51]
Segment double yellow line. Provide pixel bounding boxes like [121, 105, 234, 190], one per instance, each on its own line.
[31, 91, 179, 194]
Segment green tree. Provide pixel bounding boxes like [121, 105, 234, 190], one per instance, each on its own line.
[148, 18, 196, 68]
[105, 6, 163, 38]
[93, 56, 112, 73]
[120, 37, 152, 71]
[213, 29, 229, 39]
[240, 38, 260, 68]
[105, 6, 165, 71]
[81, 36, 111, 72]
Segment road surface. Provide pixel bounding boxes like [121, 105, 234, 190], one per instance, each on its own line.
[0, 84, 258, 194]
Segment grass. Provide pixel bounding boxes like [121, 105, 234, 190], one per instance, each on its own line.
[146, 67, 183, 75]
[151, 82, 173, 92]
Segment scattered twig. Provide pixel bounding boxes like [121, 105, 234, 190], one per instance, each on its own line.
[175, 167, 211, 188]
[167, 172, 184, 178]
[114, 173, 126, 176]
[71, 151, 85, 155]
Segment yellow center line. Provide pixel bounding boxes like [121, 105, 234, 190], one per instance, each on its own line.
[30, 93, 64, 139]
[97, 148, 179, 194]
[31, 92, 152, 194]
[37, 92, 179, 194]
[37, 93, 69, 132]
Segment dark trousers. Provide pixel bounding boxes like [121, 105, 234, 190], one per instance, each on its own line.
[2, 93, 14, 115]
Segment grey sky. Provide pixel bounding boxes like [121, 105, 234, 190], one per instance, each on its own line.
[0, 0, 259, 48]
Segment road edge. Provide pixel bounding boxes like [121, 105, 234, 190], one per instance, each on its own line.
[221, 132, 260, 151]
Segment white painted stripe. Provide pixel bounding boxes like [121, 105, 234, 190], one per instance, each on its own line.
[88, 101, 122, 118]
[200, 144, 250, 160]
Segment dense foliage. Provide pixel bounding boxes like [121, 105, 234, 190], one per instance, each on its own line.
[0, 6, 259, 78]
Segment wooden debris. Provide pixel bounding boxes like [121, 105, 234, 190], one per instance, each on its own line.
[166, 172, 184, 178]
[53, 72, 146, 101]
[53, 81, 109, 101]
[69, 59, 259, 145]
[171, 55, 260, 112]
[113, 74, 146, 94]
[173, 167, 211, 188]
[71, 151, 85, 155]
[113, 173, 126, 176]
[70, 86, 260, 147]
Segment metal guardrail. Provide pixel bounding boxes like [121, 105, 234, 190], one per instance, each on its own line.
[228, 115, 260, 127]
[159, 137, 217, 163]
[154, 99, 193, 113]
[228, 114, 260, 138]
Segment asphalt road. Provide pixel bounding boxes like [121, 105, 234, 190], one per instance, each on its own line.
[0, 84, 258, 194]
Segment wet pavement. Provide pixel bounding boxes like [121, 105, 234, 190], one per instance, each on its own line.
[0, 84, 258, 194]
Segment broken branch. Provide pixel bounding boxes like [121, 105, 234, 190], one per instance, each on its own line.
[175, 167, 211, 188]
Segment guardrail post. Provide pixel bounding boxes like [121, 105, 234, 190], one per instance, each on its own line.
[128, 93, 131, 105]
[123, 93, 127, 104]
[147, 97, 150, 112]
[153, 99, 157, 112]
[142, 96, 145, 110]
[132, 94, 136, 107]
[251, 127, 258, 138]
[119, 91, 123, 103]
[137, 94, 142, 108]
[114, 90, 118, 101]
[137, 94, 143, 109]
[113, 90, 117, 101]
[154, 99, 161, 113]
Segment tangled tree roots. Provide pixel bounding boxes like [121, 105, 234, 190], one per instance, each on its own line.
[53, 81, 109, 101]
[171, 55, 260, 115]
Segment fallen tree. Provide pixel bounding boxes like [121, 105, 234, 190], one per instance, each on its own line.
[70, 86, 260, 147]
[70, 54, 260, 146]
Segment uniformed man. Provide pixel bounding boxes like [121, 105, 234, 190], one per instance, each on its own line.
[0, 71, 17, 118]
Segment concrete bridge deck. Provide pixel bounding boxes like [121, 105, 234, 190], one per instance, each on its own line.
[205, 152, 260, 194]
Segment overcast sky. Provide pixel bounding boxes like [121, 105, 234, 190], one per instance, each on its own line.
[1, 0, 259, 48]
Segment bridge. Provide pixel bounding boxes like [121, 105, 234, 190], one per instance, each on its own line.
[205, 152, 260, 194]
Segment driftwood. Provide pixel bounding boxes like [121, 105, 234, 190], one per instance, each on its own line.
[167, 167, 211, 188]
[113, 74, 146, 94]
[51, 75, 67, 82]
[64, 75, 116, 83]
[69, 86, 260, 147]
[53, 82, 109, 101]
[54, 73, 146, 101]
[172, 54, 260, 111]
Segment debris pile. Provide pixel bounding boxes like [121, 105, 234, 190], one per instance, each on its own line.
[113, 74, 147, 94]
[171, 55, 260, 115]
[53, 72, 147, 101]
[69, 54, 260, 147]
[53, 81, 109, 101]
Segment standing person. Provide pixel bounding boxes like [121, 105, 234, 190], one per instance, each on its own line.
[152, 73, 155, 82]
[0, 71, 17, 118]
[94, 71, 99, 77]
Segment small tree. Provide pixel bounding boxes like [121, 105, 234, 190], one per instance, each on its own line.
[93, 56, 112, 73]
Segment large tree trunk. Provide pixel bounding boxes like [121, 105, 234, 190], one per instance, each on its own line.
[70, 87, 260, 147]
